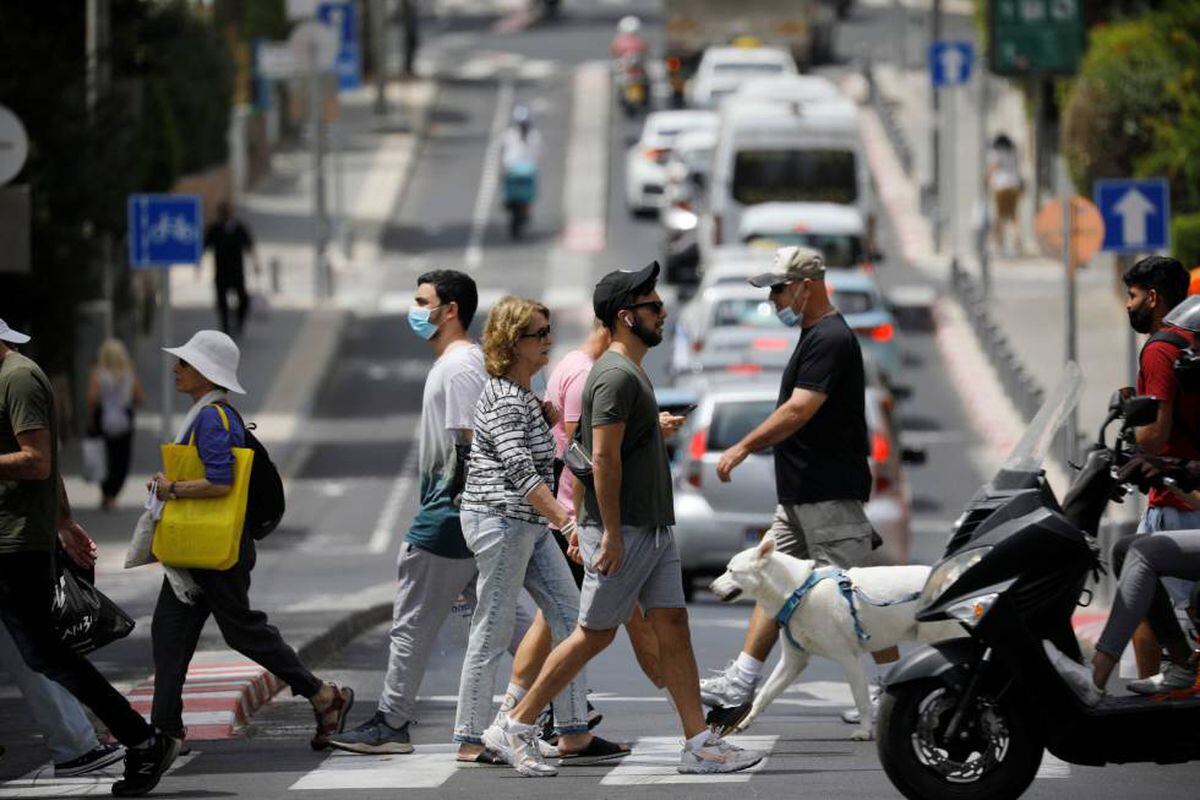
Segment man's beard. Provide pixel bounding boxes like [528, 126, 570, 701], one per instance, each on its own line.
[630, 316, 663, 347]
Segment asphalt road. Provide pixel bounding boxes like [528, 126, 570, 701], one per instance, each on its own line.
[2, 1, 1196, 797]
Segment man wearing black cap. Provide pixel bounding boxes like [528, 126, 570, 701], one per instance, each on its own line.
[482, 263, 763, 776]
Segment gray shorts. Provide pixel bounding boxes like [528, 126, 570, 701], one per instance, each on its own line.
[768, 500, 874, 568]
[577, 525, 686, 630]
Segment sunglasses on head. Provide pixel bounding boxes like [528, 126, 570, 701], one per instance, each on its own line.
[520, 325, 552, 341]
[622, 300, 665, 314]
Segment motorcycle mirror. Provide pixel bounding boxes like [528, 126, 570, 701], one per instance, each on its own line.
[1121, 395, 1160, 428]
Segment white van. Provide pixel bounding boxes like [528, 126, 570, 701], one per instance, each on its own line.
[700, 97, 873, 256]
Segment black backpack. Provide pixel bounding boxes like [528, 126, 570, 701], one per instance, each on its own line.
[217, 404, 285, 540]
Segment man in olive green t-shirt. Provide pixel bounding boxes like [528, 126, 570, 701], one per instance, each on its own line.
[0, 320, 180, 795]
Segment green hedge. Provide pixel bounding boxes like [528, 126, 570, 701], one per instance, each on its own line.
[1174, 213, 1200, 271]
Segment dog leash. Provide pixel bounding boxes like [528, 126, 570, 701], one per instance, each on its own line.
[774, 568, 921, 648]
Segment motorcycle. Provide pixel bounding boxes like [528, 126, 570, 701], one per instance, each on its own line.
[877, 361, 1200, 800]
[503, 161, 537, 240]
[617, 53, 650, 117]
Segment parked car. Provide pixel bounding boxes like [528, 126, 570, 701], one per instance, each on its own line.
[671, 270, 901, 384]
[625, 110, 719, 214]
[686, 45, 798, 108]
[668, 371, 913, 600]
[737, 202, 878, 271]
[658, 129, 719, 282]
[699, 97, 872, 260]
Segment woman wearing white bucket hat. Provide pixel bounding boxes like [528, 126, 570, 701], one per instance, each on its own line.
[146, 330, 354, 751]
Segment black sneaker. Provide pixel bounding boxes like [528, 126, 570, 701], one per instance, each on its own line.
[111, 734, 181, 797]
[328, 712, 414, 755]
[55, 742, 126, 777]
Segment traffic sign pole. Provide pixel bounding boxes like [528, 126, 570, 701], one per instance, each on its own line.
[1059, 160, 1078, 465]
[161, 271, 173, 444]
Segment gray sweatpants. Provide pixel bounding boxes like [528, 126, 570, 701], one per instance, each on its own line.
[1096, 531, 1200, 660]
[378, 542, 533, 728]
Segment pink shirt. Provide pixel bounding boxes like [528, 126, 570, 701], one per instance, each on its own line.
[545, 349, 595, 513]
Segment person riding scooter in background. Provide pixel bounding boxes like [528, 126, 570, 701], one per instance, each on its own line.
[610, 15, 647, 61]
[501, 106, 542, 239]
[611, 16, 650, 116]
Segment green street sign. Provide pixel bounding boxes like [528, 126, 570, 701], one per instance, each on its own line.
[989, 0, 1084, 76]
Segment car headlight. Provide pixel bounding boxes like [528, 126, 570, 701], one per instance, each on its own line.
[945, 592, 999, 628]
[919, 546, 992, 609]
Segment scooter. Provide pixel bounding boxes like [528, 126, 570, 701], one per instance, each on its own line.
[877, 362, 1200, 800]
[503, 161, 537, 240]
[617, 53, 650, 117]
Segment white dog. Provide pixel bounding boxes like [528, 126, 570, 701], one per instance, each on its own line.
[708, 538, 963, 740]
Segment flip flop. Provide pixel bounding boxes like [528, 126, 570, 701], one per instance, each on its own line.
[456, 749, 505, 765]
[557, 736, 632, 766]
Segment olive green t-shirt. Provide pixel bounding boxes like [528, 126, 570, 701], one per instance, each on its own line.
[0, 352, 58, 553]
[578, 350, 675, 528]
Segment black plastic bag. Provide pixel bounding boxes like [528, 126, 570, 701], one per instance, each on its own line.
[51, 560, 135, 655]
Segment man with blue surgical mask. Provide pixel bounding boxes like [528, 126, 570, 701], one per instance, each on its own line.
[331, 270, 531, 755]
[700, 246, 888, 732]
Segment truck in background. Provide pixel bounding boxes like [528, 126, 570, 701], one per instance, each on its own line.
[663, 0, 837, 105]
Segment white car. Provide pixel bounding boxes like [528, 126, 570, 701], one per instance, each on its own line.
[686, 46, 798, 108]
[729, 74, 842, 107]
[737, 202, 875, 270]
[625, 110, 719, 214]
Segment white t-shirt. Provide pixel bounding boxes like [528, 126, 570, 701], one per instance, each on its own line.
[502, 128, 543, 171]
[406, 342, 486, 558]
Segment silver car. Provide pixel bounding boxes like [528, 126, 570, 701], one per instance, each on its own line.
[670, 375, 912, 601]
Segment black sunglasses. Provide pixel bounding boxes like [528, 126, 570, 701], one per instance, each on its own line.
[520, 325, 552, 341]
[769, 282, 794, 295]
[622, 300, 665, 314]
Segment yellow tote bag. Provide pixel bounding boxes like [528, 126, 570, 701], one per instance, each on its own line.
[153, 404, 254, 570]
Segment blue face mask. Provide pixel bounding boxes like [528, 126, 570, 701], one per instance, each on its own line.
[407, 305, 441, 340]
[776, 306, 799, 327]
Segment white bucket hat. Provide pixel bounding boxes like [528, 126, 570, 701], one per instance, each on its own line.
[0, 318, 31, 344]
[163, 330, 246, 394]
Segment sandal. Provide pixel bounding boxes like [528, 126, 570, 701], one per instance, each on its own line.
[311, 684, 355, 751]
[456, 748, 505, 765]
[557, 735, 631, 766]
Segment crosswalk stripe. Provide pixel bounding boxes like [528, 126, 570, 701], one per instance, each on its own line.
[289, 745, 460, 790]
[1035, 753, 1071, 779]
[601, 735, 777, 785]
[0, 753, 199, 798]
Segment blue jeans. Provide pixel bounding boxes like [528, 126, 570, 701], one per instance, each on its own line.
[454, 510, 587, 744]
[1138, 506, 1200, 607]
[0, 622, 97, 763]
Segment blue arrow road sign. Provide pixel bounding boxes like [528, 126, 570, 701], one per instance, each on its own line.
[1094, 178, 1170, 253]
[929, 41, 974, 87]
[318, 1, 361, 90]
[127, 194, 203, 268]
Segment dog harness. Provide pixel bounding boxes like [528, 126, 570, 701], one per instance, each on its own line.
[774, 567, 921, 649]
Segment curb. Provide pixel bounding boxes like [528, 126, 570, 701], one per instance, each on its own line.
[125, 601, 394, 741]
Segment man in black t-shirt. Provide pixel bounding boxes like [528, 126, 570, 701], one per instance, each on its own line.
[203, 202, 257, 336]
[701, 246, 888, 725]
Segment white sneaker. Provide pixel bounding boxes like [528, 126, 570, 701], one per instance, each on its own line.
[678, 736, 763, 774]
[481, 720, 558, 777]
[699, 662, 757, 707]
[1042, 641, 1104, 706]
[1127, 662, 1198, 695]
[841, 681, 883, 724]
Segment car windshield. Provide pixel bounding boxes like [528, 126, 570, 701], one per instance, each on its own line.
[745, 233, 865, 267]
[708, 400, 778, 451]
[713, 62, 786, 75]
[733, 149, 858, 205]
[1000, 361, 1084, 474]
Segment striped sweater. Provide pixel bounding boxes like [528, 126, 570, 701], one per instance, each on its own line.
[461, 377, 556, 524]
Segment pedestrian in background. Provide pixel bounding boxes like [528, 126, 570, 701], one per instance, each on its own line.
[86, 338, 144, 510]
[148, 330, 353, 751]
[1122, 255, 1200, 678]
[203, 201, 258, 337]
[703, 246, 889, 729]
[483, 262, 762, 777]
[0, 317, 179, 797]
[454, 297, 627, 765]
[986, 133, 1023, 256]
[330, 271, 532, 757]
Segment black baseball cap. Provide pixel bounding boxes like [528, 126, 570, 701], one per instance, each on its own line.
[593, 261, 660, 327]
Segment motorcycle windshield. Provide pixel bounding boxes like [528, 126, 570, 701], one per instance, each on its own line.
[996, 361, 1084, 476]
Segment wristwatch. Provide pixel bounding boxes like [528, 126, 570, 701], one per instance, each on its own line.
[168, 481, 178, 500]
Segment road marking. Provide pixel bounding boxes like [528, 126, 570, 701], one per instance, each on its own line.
[0, 753, 198, 797]
[369, 441, 420, 554]
[465, 78, 515, 269]
[290, 746, 460, 791]
[1035, 753, 1071, 779]
[600, 735, 776, 785]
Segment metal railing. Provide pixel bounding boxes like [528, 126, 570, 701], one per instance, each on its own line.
[863, 60, 914, 177]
